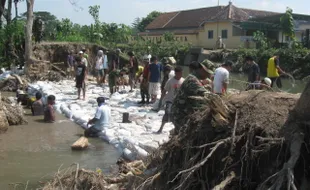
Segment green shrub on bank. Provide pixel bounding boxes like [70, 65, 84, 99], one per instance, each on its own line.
[232, 48, 310, 78]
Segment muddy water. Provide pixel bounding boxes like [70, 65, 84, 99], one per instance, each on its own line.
[0, 109, 121, 189]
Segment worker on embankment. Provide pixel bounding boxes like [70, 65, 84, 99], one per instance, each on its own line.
[267, 53, 286, 88]
[85, 97, 111, 137]
[137, 55, 150, 105]
[172, 59, 215, 134]
[157, 66, 184, 133]
[213, 60, 233, 95]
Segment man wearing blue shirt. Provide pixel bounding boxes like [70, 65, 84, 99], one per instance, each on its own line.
[148, 56, 162, 104]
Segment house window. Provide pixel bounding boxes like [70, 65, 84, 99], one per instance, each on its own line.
[185, 37, 188, 41]
[208, 30, 214, 39]
[221, 30, 228, 39]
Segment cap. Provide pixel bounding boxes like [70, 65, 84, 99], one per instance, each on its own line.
[143, 55, 150, 60]
[200, 59, 215, 74]
[263, 77, 272, 86]
[79, 51, 84, 54]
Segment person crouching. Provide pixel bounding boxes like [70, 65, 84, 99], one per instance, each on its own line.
[85, 97, 111, 137]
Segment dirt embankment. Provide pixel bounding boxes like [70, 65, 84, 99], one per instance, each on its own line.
[0, 94, 27, 133]
[32, 42, 129, 73]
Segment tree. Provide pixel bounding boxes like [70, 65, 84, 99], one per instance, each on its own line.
[137, 11, 161, 32]
[21, 11, 58, 40]
[14, 0, 23, 18]
[0, 0, 6, 28]
[280, 7, 295, 39]
[132, 17, 141, 34]
[24, 0, 34, 74]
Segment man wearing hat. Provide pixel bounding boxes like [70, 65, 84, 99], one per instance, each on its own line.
[172, 59, 215, 134]
[85, 97, 111, 137]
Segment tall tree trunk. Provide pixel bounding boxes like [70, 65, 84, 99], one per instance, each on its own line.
[24, 0, 34, 74]
[7, 0, 12, 24]
[0, 0, 6, 28]
[14, 1, 18, 18]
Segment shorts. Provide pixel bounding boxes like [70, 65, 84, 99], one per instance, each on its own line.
[95, 69, 104, 77]
[162, 102, 173, 122]
[76, 78, 86, 89]
[129, 71, 136, 84]
[84, 126, 102, 137]
[148, 82, 160, 95]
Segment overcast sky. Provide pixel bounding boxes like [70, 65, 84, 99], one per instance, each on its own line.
[16, 0, 310, 26]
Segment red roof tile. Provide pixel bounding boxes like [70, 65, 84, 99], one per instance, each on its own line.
[145, 11, 179, 30]
[146, 3, 279, 30]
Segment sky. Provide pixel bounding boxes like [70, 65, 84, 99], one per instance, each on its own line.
[16, 0, 310, 26]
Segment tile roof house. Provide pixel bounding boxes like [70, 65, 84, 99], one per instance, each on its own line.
[137, 2, 310, 49]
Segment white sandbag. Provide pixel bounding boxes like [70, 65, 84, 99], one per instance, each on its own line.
[117, 129, 132, 137]
[123, 148, 136, 161]
[134, 145, 148, 158]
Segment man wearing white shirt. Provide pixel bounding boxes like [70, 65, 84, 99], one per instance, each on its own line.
[213, 61, 233, 95]
[157, 66, 184, 133]
[85, 97, 111, 137]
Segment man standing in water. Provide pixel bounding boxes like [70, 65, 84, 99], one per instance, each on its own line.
[245, 56, 260, 89]
[267, 53, 285, 88]
[31, 92, 44, 116]
[44, 95, 56, 123]
[157, 66, 184, 133]
[172, 59, 214, 134]
[85, 97, 111, 137]
[213, 60, 233, 95]
[75, 57, 87, 100]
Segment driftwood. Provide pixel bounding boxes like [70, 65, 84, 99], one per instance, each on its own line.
[71, 137, 89, 150]
[51, 64, 66, 77]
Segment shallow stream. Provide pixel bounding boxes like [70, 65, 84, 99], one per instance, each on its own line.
[0, 109, 120, 189]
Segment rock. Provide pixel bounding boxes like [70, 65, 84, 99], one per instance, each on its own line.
[71, 137, 89, 150]
[0, 98, 9, 133]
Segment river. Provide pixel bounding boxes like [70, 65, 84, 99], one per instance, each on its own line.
[0, 108, 121, 189]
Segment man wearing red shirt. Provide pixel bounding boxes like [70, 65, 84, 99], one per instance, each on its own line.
[138, 55, 151, 104]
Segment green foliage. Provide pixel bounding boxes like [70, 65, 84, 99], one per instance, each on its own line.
[280, 7, 295, 38]
[136, 11, 161, 32]
[253, 31, 269, 49]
